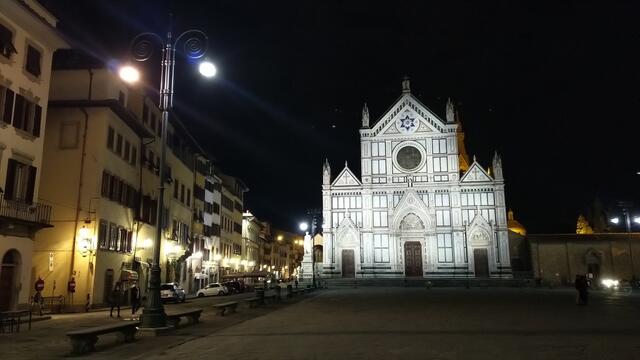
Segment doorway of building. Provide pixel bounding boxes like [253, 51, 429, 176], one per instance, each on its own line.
[474, 249, 490, 278]
[404, 241, 423, 277]
[103, 269, 114, 304]
[341, 249, 355, 278]
[0, 250, 21, 311]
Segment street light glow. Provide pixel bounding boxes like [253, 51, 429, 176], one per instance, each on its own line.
[198, 60, 217, 78]
[610, 217, 620, 224]
[634, 217, 640, 224]
[119, 65, 140, 83]
[299, 222, 309, 231]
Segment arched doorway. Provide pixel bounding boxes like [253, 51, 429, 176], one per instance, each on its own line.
[0, 249, 22, 311]
[400, 213, 425, 277]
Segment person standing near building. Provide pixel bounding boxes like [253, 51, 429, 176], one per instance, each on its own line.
[32, 290, 44, 316]
[130, 284, 140, 315]
[110, 282, 122, 318]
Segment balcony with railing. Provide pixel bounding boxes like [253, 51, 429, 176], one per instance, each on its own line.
[0, 197, 52, 227]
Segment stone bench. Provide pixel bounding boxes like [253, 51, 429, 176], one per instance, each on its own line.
[66, 321, 139, 354]
[242, 297, 262, 308]
[166, 308, 203, 328]
[212, 301, 238, 316]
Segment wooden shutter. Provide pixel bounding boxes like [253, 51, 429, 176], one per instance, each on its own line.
[12, 94, 24, 129]
[25, 165, 37, 203]
[32, 104, 41, 137]
[3, 159, 17, 200]
[2, 88, 13, 123]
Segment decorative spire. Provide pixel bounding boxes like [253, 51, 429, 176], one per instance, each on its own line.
[361, 103, 370, 128]
[345, 160, 349, 168]
[473, 155, 477, 163]
[323, 158, 331, 185]
[492, 151, 503, 180]
[446, 98, 455, 123]
[402, 75, 411, 93]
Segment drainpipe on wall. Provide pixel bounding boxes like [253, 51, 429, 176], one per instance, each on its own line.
[69, 69, 93, 307]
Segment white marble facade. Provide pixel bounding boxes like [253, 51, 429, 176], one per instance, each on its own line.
[321, 80, 511, 279]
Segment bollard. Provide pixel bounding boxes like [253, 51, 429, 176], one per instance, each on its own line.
[256, 289, 265, 305]
[275, 286, 282, 301]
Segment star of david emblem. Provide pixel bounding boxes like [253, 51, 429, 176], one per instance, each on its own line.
[398, 114, 417, 132]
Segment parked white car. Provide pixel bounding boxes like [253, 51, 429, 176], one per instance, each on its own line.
[196, 283, 227, 297]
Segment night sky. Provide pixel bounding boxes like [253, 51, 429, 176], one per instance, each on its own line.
[41, 0, 640, 233]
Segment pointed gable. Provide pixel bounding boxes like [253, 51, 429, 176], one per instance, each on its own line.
[460, 161, 493, 183]
[331, 164, 362, 187]
[370, 94, 449, 138]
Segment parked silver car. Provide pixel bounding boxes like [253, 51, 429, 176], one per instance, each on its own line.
[160, 282, 186, 303]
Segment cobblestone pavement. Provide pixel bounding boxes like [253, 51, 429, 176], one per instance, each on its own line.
[2, 287, 640, 359]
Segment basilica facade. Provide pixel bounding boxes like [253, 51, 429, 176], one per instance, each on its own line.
[320, 79, 511, 279]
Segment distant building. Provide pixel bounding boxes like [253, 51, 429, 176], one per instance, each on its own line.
[321, 79, 511, 279]
[0, 0, 67, 310]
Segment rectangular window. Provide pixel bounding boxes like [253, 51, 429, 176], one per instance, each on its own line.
[234, 222, 242, 234]
[0, 85, 14, 124]
[187, 189, 191, 206]
[130, 146, 137, 166]
[115, 133, 123, 155]
[3, 158, 36, 202]
[123, 140, 130, 161]
[432, 138, 447, 154]
[373, 211, 388, 227]
[0, 24, 17, 59]
[433, 157, 448, 172]
[372, 194, 388, 208]
[173, 180, 179, 199]
[436, 210, 451, 226]
[373, 234, 390, 262]
[371, 142, 385, 157]
[434, 193, 450, 207]
[98, 220, 108, 249]
[101, 171, 111, 197]
[213, 203, 220, 214]
[221, 195, 234, 211]
[108, 223, 117, 250]
[25, 45, 41, 77]
[180, 184, 185, 203]
[372, 159, 386, 174]
[437, 233, 454, 263]
[12, 95, 41, 136]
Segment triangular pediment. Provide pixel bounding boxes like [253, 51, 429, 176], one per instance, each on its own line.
[370, 94, 448, 138]
[391, 190, 434, 230]
[331, 165, 362, 187]
[460, 162, 493, 183]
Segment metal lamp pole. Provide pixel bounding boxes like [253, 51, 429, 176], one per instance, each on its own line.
[129, 23, 209, 329]
[623, 209, 635, 279]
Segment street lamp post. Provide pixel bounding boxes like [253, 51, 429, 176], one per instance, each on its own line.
[122, 21, 214, 329]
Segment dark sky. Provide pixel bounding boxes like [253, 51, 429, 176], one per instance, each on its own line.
[42, 0, 640, 233]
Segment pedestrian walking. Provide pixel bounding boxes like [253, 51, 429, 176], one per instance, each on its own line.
[110, 282, 122, 318]
[32, 290, 43, 316]
[130, 284, 140, 315]
[575, 275, 588, 305]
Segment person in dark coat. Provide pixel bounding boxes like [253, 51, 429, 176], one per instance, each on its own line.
[130, 284, 140, 315]
[110, 282, 122, 317]
[575, 275, 588, 305]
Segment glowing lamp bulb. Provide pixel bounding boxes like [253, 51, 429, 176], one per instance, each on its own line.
[610, 217, 620, 224]
[198, 61, 217, 78]
[119, 65, 140, 83]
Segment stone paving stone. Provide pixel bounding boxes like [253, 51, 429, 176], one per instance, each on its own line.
[2, 288, 639, 359]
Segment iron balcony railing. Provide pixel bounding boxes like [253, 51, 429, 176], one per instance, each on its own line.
[0, 197, 52, 225]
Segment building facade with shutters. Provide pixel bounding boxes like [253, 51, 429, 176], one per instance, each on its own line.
[321, 79, 511, 279]
[0, 0, 67, 311]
